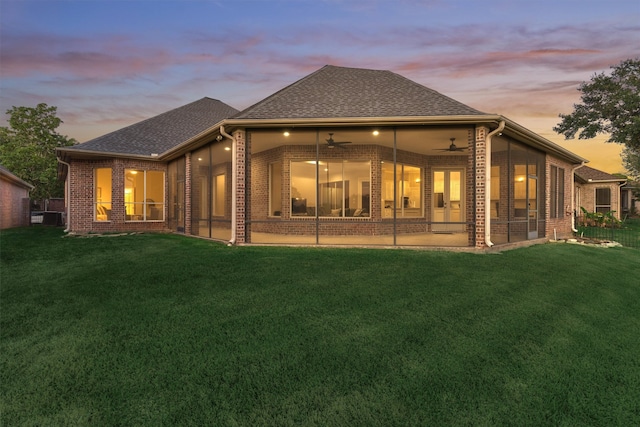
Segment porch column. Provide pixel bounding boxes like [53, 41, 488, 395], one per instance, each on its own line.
[475, 126, 488, 249]
[184, 152, 192, 235]
[233, 129, 246, 244]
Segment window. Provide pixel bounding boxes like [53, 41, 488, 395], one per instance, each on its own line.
[290, 160, 371, 217]
[213, 174, 226, 216]
[550, 165, 565, 218]
[490, 166, 500, 219]
[269, 162, 282, 216]
[595, 188, 611, 213]
[124, 169, 164, 221]
[95, 168, 112, 221]
[382, 162, 422, 217]
[290, 161, 316, 216]
[167, 158, 185, 232]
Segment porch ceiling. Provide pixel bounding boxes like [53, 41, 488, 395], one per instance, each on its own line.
[249, 127, 473, 156]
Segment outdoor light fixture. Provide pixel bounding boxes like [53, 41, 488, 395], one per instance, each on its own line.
[283, 131, 290, 137]
[372, 130, 379, 136]
[224, 147, 231, 151]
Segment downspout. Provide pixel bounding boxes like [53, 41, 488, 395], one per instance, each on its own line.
[618, 180, 627, 221]
[220, 125, 236, 245]
[56, 156, 71, 232]
[570, 162, 586, 232]
[484, 121, 505, 248]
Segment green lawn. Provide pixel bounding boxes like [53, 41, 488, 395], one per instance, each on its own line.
[2, 227, 639, 426]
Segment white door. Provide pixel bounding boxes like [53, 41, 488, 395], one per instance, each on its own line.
[433, 169, 464, 232]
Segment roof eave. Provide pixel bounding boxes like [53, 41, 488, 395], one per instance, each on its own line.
[500, 117, 588, 164]
[584, 178, 627, 184]
[0, 169, 34, 190]
[222, 115, 502, 129]
[56, 147, 161, 162]
[157, 120, 226, 161]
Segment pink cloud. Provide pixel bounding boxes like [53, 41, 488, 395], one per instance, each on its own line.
[0, 33, 176, 80]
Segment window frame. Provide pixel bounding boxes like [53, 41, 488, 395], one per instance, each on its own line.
[595, 187, 612, 213]
[289, 159, 371, 218]
[124, 169, 165, 222]
[382, 162, 424, 218]
[94, 167, 112, 222]
[550, 165, 565, 219]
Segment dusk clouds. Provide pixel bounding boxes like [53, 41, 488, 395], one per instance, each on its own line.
[1, 0, 639, 172]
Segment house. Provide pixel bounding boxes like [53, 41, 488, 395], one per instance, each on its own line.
[574, 166, 627, 219]
[620, 181, 639, 217]
[0, 165, 34, 229]
[57, 65, 588, 248]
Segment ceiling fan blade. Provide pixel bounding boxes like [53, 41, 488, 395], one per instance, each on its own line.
[326, 133, 351, 147]
[433, 137, 467, 152]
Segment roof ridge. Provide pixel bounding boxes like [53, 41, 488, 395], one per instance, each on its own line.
[233, 64, 487, 120]
[390, 70, 486, 115]
[233, 66, 332, 118]
[81, 97, 234, 144]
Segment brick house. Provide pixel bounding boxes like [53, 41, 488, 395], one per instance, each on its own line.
[574, 165, 627, 219]
[0, 165, 34, 229]
[57, 65, 587, 248]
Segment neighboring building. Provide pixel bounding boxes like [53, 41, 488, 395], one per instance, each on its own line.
[0, 165, 34, 229]
[620, 180, 639, 218]
[574, 166, 627, 219]
[57, 65, 587, 248]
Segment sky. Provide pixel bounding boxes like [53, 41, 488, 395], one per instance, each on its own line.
[1, 0, 639, 174]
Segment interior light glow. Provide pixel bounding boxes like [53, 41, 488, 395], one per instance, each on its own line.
[283, 131, 290, 137]
[224, 147, 231, 151]
[372, 130, 379, 136]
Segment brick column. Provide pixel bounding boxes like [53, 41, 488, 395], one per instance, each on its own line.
[475, 126, 488, 248]
[234, 129, 246, 243]
[185, 152, 192, 235]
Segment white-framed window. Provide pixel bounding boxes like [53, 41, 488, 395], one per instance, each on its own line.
[124, 169, 165, 221]
[595, 188, 611, 213]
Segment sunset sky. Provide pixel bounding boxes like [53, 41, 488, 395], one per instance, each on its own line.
[1, 0, 639, 174]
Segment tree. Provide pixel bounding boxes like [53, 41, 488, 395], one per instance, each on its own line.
[554, 58, 640, 177]
[622, 146, 640, 180]
[0, 104, 76, 201]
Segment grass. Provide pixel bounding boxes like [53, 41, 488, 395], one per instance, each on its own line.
[2, 227, 640, 426]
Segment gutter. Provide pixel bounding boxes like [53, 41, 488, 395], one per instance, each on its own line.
[220, 125, 236, 246]
[56, 156, 71, 232]
[484, 121, 505, 248]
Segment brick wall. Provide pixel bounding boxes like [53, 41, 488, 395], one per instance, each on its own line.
[576, 181, 622, 219]
[0, 177, 31, 229]
[546, 157, 575, 239]
[68, 158, 169, 233]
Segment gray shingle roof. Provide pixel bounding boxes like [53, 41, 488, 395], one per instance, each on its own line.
[64, 97, 239, 157]
[233, 65, 486, 119]
[575, 166, 625, 183]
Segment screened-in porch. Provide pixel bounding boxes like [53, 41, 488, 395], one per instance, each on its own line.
[246, 126, 476, 247]
[164, 125, 555, 248]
